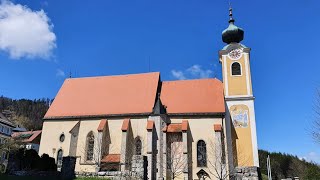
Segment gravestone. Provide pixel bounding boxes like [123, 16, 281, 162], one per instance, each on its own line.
[61, 156, 76, 180]
[234, 166, 262, 180]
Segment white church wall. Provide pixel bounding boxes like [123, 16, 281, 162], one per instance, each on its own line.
[130, 118, 148, 155]
[105, 119, 123, 154]
[39, 120, 80, 160]
[75, 119, 101, 161]
[169, 117, 223, 179]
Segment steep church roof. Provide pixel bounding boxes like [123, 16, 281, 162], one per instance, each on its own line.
[44, 72, 225, 119]
[161, 78, 225, 114]
[44, 72, 160, 119]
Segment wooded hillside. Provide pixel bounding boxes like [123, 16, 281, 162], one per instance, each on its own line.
[0, 96, 51, 130]
[259, 149, 320, 180]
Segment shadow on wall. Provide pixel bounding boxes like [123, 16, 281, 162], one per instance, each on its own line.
[231, 123, 239, 166]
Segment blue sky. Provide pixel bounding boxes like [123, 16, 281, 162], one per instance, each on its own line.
[0, 0, 319, 163]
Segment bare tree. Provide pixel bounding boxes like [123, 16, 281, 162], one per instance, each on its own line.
[0, 137, 23, 172]
[0, 137, 23, 152]
[79, 132, 105, 172]
[164, 133, 187, 180]
[312, 89, 320, 143]
[206, 139, 230, 180]
[205, 139, 249, 180]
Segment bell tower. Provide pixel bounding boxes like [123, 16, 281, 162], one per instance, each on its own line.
[219, 7, 259, 168]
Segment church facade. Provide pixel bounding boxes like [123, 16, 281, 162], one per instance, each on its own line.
[39, 8, 259, 180]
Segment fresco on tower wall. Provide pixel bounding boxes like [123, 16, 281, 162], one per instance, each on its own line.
[230, 105, 249, 128]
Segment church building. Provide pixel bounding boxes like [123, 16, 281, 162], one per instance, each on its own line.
[39, 8, 259, 180]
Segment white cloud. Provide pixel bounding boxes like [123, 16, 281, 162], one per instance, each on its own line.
[0, 1, 56, 59]
[300, 152, 320, 164]
[171, 64, 213, 80]
[171, 70, 186, 80]
[187, 65, 213, 79]
[56, 69, 65, 77]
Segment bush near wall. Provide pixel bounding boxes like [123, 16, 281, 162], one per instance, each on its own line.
[6, 149, 56, 173]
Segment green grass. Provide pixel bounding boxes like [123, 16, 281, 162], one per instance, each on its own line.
[261, 173, 268, 180]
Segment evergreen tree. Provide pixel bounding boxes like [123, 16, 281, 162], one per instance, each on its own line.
[0, 96, 51, 130]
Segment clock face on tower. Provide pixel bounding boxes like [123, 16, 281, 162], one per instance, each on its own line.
[228, 48, 243, 60]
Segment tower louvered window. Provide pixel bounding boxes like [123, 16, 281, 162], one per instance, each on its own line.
[231, 62, 241, 75]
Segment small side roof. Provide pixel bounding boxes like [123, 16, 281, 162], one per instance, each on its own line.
[101, 154, 120, 163]
[0, 112, 15, 127]
[12, 130, 42, 143]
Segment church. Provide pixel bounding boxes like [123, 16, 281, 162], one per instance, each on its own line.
[39, 8, 259, 180]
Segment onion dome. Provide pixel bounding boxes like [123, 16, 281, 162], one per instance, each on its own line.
[222, 7, 244, 44]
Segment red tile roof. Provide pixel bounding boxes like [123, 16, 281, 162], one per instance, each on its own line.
[214, 124, 222, 132]
[163, 121, 189, 132]
[161, 78, 225, 114]
[97, 119, 107, 132]
[181, 120, 188, 131]
[44, 72, 225, 119]
[121, 118, 130, 131]
[44, 72, 160, 119]
[166, 124, 182, 133]
[146, 120, 154, 131]
[101, 154, 120, 163]
[12, 130, 42, 143]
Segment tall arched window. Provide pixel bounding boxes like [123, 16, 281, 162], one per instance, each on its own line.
[57, 149, 63, 171]
[135, 136, 142, 155]
[86, 131, 94, 161]
[197, 140, 207, 167]
[231, 62, 241, 76]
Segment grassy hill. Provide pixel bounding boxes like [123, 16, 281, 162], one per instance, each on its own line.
[259, 149, 320, 180]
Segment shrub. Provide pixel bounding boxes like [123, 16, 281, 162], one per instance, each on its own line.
[0, 164, 5, 173]
[38, 154, 56, 171]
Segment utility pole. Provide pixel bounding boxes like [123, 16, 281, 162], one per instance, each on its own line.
[267, 155, 272, 180]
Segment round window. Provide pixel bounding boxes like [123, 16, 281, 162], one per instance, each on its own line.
[59, 133, 65, 142]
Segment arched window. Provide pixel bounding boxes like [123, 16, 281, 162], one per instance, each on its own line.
[197, 140, 207, 167]
[86, 131, 94, 161]
[135, 136, 142, 155]
[231, 62, 241, 76]
[57, 149, 63, 171]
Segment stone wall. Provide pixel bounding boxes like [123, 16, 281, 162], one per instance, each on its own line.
[76, 171, 143, 179]
[75, 155, 147, 180]
[131, 155, 147, 179]
[234, 166, 261, 180]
